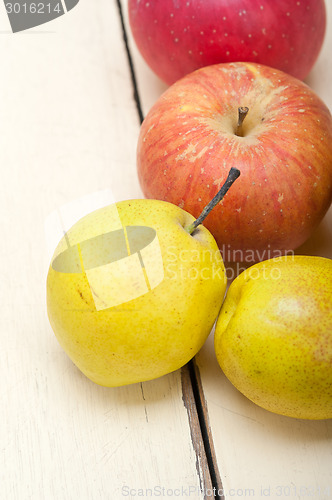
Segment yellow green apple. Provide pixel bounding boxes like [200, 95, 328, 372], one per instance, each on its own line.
[215, 255, 332, 419]
[47, 198, 227, 387]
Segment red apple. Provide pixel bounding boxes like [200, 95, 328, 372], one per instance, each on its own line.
[128, 0, 326, 85]
[137, 62, 332, 262]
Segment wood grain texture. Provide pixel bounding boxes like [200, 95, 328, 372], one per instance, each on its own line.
[0, 2, 206, 498]
[181, 363, 216, 499]
[122, 0, 332, 498]
[183, 361, 224, 498]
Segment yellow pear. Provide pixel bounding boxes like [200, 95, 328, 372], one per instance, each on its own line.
[215, 255, 332, 419]
[47, 198, 227, 387]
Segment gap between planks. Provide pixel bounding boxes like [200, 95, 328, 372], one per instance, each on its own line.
[182, 361, 224, 500]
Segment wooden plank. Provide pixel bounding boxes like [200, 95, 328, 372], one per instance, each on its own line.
[0, 2, 207, 498]
[195, 7, 332, 497]
[122, 1, 332, 498]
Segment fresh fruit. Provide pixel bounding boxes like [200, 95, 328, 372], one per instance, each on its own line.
[137, 62, 332, 262]
[128, 0, 326, 85]
[214, 255, 332, 419]
[46, 172, 240, 386]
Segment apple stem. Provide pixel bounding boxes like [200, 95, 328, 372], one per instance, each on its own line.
[185, 167, 241, 235]
[236, 107, 249, 136]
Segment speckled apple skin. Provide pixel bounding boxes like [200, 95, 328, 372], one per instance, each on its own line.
[47, 199, 226, 387]
[214, 255, 332, 419]
[128, 0, 326, 85]
[137, 62, 332, 261]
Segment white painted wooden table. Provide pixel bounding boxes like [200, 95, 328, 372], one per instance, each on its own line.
[0, 1, 331, 499]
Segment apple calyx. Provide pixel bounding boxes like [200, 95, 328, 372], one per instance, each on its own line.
[185, 167, 241, 235]
[236, 107, 249, 137]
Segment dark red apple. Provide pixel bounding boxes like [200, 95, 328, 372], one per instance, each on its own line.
[128, 0, 326, 85]
[136, 62, 332, 262]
